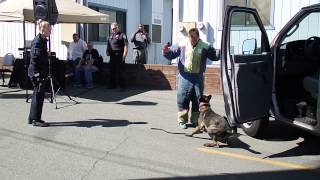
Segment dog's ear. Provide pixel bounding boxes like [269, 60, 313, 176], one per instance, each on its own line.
[199, 96, 205, 102]
[208, 95, 212, 101]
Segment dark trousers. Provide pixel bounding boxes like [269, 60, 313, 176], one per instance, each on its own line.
[28, 77, 47, 122]
[133, 48, 147, 64]
[176, 74, 204, 123]
[177, 74, 204, 112]
[109, 54, 126, 88]
[66, 58, 81, 81]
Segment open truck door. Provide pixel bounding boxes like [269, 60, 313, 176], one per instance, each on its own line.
[221, 6, 273, 137]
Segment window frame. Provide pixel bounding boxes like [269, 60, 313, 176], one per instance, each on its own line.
[86, 2, 127, 43]
[151, 24, 162, 43]
[280, 12, 320, 45]
[219, 0, 275, 31]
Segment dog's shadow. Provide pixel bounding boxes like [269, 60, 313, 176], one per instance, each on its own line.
[197, 133, 261, 154]
[150, 128, 261, 154]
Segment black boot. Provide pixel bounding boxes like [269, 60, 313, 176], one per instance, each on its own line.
[32, 120, 49, 127]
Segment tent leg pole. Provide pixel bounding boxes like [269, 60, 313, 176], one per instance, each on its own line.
[23, 21, 29, 104]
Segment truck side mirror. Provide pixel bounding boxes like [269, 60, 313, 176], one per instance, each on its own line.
[242, 39, 257, 55]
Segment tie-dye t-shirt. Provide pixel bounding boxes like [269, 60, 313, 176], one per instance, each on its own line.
[180, 39, 210, 73]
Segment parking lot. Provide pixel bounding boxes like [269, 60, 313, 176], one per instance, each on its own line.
[0, 86, 320, 180]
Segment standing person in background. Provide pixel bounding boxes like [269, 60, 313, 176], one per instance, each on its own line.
[27, 20, 51, 127]
[162, 28, 219, 129]
[106, 22, 128, 91]
[131, 24, 150, 64]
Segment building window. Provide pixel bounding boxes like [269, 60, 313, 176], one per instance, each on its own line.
[87, 6, 126, 42]
[152, 24, 162, 43]
[223, 0, 274, 28]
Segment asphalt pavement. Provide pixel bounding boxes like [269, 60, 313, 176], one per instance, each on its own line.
[0, 86, 320, 180]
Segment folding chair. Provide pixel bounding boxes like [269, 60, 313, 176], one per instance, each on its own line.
[0, 53, 15, 86]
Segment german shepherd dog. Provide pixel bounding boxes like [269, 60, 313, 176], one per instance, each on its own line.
[186, 95, 234, 147]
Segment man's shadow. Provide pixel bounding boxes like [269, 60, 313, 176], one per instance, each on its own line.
[48, 118, 147, 128]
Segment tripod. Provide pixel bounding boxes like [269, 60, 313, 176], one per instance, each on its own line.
[26, 53, 78, 109]
[46, 52, 78, 109]
[25, 35, 78, 109]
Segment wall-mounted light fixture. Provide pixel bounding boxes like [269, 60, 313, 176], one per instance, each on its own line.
[178, 24, 185, 32]
[197, 22, 205, 30]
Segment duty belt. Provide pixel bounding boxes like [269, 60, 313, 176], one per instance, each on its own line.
[112, 51, 123, 56]
[133, 47, 144, 50]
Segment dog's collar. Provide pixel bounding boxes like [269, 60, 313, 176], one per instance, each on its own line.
[199, 102, 210, 112]
[200, 102, 210, 107]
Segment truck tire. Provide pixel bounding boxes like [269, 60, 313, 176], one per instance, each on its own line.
[240, 118, 269, 138]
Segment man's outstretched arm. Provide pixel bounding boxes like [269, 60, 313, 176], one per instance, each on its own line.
[205, 46, 219, 61]
[162, 44, 181, 60]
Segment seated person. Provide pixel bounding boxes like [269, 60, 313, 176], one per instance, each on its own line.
[74, 42, 99, 89]
[67, 33, 87, 75]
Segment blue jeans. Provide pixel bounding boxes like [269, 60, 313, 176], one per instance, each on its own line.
[177, 74, 204, 113]
[75, 65, 98, 86]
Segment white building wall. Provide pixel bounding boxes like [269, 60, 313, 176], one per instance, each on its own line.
[52, 24, 68, 60]
[182, 0, 199, 21]
[172, 0, 320, 65]
[172, 0, 180, 44]
[0, 23, 26, 58]
[0, 22, 67, 60]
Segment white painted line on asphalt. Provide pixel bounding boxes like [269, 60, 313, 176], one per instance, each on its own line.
[198, 148, 312, 170]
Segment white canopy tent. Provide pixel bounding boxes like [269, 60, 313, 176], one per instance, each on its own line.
[0, 0, 110, 24]
[0, 0, 110, 49]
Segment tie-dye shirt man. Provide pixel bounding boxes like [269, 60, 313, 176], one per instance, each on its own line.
[163, 38, 218, 127]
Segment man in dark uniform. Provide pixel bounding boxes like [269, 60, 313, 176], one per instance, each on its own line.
[131, 24, 150, 64]
[106, 22, 128, 91]
[27, 20, 51, 127]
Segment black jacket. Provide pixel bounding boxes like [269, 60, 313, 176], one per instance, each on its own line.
[107, 31, 128, 56]
[28, 34, 49, 78]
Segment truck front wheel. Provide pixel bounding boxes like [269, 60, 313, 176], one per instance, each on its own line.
[240, 118, 269, 138]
